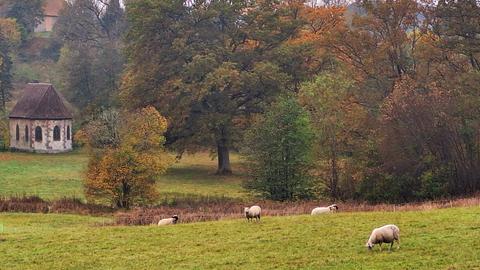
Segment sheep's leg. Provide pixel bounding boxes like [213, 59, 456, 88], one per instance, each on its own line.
[396, 238, 400, 249]
[379, 243, 382, 251]
[390, 242, 393, 251]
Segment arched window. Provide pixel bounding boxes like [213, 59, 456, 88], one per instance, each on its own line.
[15, 125, 19, 141]
[53, 126, 61, 141]
[35, 126, 42, 142]
[25, 126, 29, 142]
[67, 126, 71, 140]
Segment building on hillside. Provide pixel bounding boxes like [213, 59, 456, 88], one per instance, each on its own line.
[9, 83, 73, 153]
[34, 0, 65, 33]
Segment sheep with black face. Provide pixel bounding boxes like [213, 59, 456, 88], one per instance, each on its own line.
[158, 215, 179, 226]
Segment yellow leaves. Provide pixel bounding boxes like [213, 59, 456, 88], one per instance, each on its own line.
[121, 106, 168, 152]
[0, 18, 20, 46]
[85, 106, 173, 208]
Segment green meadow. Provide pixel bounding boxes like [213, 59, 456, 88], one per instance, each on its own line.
[1, 207, 479, 269]
[1, 152, 480, 269]
[0, 151, 246, 200]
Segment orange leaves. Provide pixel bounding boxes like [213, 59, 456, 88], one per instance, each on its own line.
[289, 5, 345, 46]
[84, 107, 173, 208]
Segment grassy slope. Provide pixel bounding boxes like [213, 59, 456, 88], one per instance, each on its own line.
[0, 151, 246, 200]
[0, 152, 86, 199]
[1, 207, 479, 269]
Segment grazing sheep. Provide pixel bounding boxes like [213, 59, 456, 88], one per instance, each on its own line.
[311, 204, 339, 215]
[244, 205, 261, 222]
[158, 215, 179, 226]
[366, 224, 400, 251]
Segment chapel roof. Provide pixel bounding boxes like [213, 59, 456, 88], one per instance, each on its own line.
[9, 83, 72, 120]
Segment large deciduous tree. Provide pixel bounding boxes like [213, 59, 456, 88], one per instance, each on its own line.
[121, 0, 304, 174]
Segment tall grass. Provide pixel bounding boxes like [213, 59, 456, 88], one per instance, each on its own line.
[0, 196, 112, 215]
[114, 195, 480, 225]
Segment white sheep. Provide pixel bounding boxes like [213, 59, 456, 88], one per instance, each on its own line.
[366, 224, 400, 251]
[311, 204, 339, 215]
[158, 215, 179, 226]
[244, 205, 261, 222]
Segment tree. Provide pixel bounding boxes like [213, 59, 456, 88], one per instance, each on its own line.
[55, 0, 125, 111]
[57, 46, 96, 109]
[0, 18, 20, 111]
[244, 96, 315, 201]
[434, 0, 480, 71]
[378, 75, 480, 201]
[84, 107, 173, 208]
[299, 72, 369, 199]
[120, 0, 304, 174]
[328, 0, 425, 101]
[5, 0, 43, 41]
[0, 110, 8, 150]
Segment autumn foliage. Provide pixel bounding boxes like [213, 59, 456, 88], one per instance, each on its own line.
[84, 107, 173, 208]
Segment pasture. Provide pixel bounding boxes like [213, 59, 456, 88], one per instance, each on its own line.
[1, 151, 480, 269]
[1, 207, 480, 269]
[0, 151, 247, 200]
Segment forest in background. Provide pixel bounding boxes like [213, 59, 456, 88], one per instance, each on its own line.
[1, 0, 480, 205]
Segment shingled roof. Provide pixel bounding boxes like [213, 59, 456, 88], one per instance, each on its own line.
[9, 83, 72, 120]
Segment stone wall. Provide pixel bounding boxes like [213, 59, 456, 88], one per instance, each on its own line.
[9, 118, 72, 153]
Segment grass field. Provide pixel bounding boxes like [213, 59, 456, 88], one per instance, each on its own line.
[1, 207, 479, 269]
[0, 151, 247, 200]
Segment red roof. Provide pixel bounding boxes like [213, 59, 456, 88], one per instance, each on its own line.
[43, 0, 66, 17]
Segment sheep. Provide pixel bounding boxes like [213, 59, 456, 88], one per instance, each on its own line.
[366, 224, 400, 251]
[158, 215, 179, 226]
[244, 205, 261, 222]
[311, 204, 339, 215]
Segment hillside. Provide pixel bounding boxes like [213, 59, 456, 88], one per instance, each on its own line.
[1, 207, 479, 269]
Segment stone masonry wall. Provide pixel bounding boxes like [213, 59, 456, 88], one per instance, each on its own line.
[9, 118, 72, 153]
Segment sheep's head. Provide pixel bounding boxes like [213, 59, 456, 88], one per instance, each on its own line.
[244, 207, 249, 214]
[172, 215, 179, 224]
[329, 204, 338, 212]
[366, 242, 373, 250]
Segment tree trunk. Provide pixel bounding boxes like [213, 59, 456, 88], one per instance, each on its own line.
[217, 143, 232, 175]
[330, 136, 339, 200]
[1, 86, 5, 112]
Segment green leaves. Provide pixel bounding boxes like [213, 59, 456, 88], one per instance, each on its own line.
[121, 0, 304, 173]
[244, 96, 315, 201]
